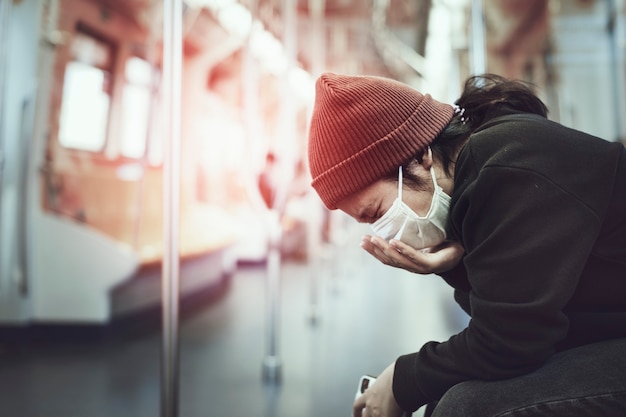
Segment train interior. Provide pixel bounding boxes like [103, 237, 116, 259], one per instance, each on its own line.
[0, 0, 625, 416]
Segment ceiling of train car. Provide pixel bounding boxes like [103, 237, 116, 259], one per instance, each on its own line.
[249, 0, 434, 78]
[99, 0, 154, 25]
[295, 0, 427, 24]
[102, 0, 606, 82]
[221, 0, 556, 80]
[105, 0, 594, 47]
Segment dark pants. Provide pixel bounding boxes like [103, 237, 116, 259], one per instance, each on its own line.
[423, 338, 626, 417]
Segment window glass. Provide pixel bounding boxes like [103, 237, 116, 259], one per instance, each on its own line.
[58, 61, 110, 151]
[58, 30, 113, 151]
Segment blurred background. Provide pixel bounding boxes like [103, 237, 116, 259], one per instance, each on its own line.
[0, 0, 625, 416]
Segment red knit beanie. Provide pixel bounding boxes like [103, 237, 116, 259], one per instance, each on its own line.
[308, 73, 454, 209]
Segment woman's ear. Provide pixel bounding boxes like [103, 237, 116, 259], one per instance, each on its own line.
[420, 147, 434, 170]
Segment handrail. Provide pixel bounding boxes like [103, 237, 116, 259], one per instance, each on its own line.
[161, 0, 183, 415]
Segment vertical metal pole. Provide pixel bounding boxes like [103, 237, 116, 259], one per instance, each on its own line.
[161, 0, 182, 415]
[0, 0, 13, 290]
[470, 0, 486, 75]
[309, 0, 325, 78]
[261, 0, 298, 385]
[261, 70, 283, 384]
[0, 0, 11, 148]
[279, 0, 297, 177]
[307, 0, 325, 326]
[242, 0, 266, 208]
[262, 209, 283, 384]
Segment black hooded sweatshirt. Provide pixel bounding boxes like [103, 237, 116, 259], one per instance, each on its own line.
[393, 112, 626, 412]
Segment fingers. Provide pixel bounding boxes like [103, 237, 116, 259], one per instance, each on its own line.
[390, 239, 464, 273]
[361, 235, 465, 274]
[361, 235, 405, 269]
[361, 235, 427, 273]
[353, 393, 366, 417]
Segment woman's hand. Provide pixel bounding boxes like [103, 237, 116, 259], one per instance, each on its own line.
[353, 362, 405, 417]
[361, 235, 464, 274]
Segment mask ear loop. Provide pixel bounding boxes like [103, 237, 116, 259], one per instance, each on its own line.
[427, 147, 438, 187]
[398, 166, 403, 201]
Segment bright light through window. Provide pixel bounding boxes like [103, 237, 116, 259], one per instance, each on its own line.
[58, 61, 110, 151]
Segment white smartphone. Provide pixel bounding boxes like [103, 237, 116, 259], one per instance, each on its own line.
[355, 375, 376, 400]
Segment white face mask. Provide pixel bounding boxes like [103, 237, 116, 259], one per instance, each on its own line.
[371, 157, 451, 250]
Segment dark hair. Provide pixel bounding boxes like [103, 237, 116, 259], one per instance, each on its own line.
[396, 74, 549, 186]
[436, 74, 548, 175]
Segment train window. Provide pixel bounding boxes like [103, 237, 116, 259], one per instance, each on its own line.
[120, 57, 152, 158]
[58, 30, 113, 152]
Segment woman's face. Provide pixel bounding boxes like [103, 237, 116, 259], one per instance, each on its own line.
[335, 169, 435, 224]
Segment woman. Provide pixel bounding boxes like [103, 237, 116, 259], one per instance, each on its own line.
[307, 73, 626, 417]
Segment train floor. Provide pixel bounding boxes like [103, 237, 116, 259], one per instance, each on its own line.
[0, 223, 469, 417]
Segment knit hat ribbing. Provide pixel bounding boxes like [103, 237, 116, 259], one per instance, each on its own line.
[307, 73, 454, 209]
